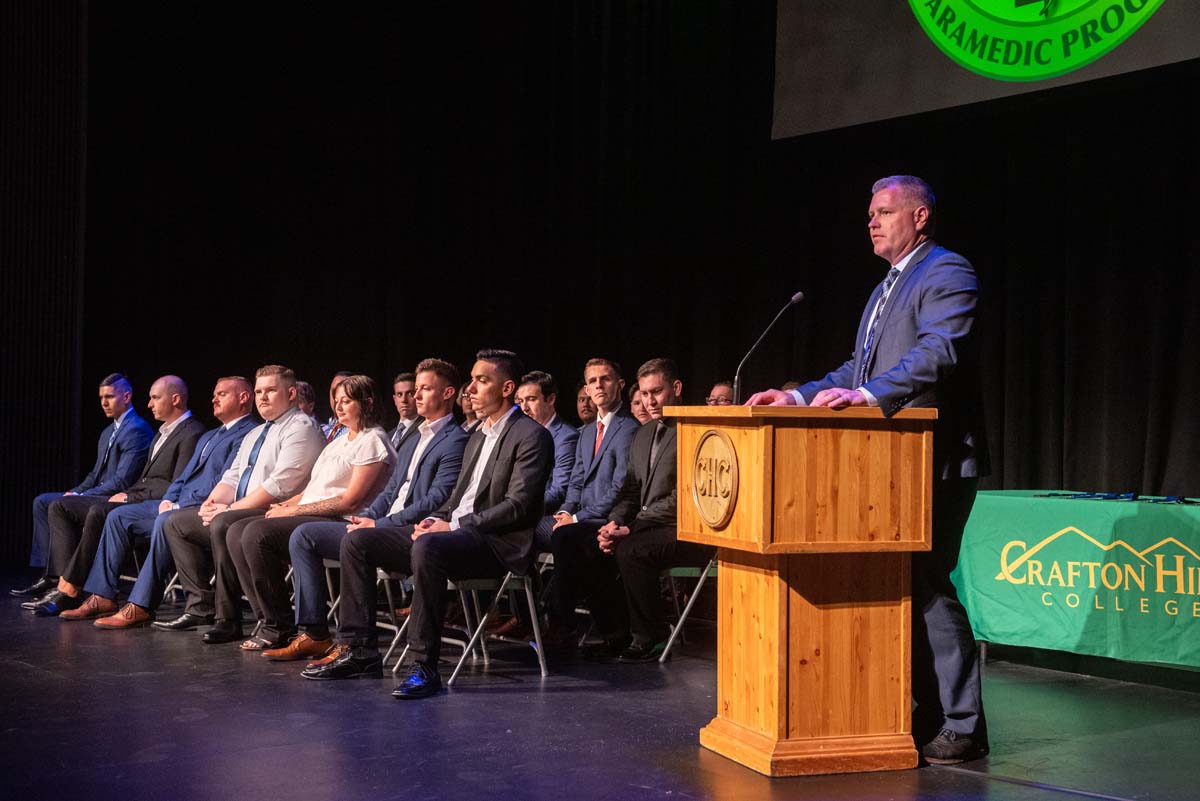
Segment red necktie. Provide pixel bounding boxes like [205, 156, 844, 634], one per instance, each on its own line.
[593, 419, 605, 457]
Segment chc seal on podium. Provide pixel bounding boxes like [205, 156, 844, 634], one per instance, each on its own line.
[691, 429, 739, 529]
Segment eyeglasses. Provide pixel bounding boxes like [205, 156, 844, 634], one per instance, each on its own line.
[704, 397, 734, 406]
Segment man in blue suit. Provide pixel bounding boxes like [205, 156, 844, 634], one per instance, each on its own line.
[12, 373, 154, 600]
[269, 358, 469, 661]
[516, 370, 579, 550]
[80, 377, 257, 629]
[544, 358, 639, 638]
[747, 176, 990, 764]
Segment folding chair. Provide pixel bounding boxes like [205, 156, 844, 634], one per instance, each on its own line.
[447, 572, 548, 686]
[660, 556, 718, 663]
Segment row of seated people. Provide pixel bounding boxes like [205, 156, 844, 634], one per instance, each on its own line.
[12, 352, 715, 699]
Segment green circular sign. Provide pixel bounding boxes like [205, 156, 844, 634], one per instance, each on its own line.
[908, 0, 1167, 81]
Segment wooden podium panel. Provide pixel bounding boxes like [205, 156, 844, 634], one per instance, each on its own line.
[667, 406, 935, 777]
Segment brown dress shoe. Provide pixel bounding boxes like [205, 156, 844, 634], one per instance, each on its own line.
[263, 633, 334, 662]
[94, 603, 152, 629]
[60, 594, 119, 621]
[306, 642, 349, 669]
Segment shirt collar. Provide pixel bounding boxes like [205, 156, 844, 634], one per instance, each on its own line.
[159, 409, 192, 438]
[222, 413, 251, 431]
[596, 402, 622, 429]
[113, 407, 133, 429]
[891, 240, 930, 275]
[482, 404, 520, 439]
[420, 413, 453, 436]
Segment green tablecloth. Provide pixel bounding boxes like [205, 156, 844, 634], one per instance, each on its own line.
[953, 491, 1200, 667]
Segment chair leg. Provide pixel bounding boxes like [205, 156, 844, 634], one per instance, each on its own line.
[660, 558, 716, 663]
[448, 574, 511, 687]
[524, 581, 549, 678]
[324, 565, 340, 626]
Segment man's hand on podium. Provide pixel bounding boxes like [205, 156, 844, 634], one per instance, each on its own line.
[743, 388, 797, 406]
[810, 388, 868, 409]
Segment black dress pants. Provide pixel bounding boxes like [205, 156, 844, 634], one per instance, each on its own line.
[336, 525, 508, 670]
[613, 521, 714, 646]
[164, 508, 262, 620]
[549, 521, 628, 639]
[47, 496, 119, 585]
[227, 514, 332, 642]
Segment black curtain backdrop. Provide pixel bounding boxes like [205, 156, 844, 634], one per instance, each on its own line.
[3, 3, 1198, 567]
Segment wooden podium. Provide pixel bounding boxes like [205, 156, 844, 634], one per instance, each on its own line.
[666, 405, 937, 777]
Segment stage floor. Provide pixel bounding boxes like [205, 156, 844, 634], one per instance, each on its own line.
[1, 570, 1196, 801]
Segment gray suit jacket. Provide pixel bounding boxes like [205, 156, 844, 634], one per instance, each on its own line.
[434, 407, 554, 573]
[797, 241, 989, 479]
[125, 416, 207, 503]
[609, 419, 677, 528]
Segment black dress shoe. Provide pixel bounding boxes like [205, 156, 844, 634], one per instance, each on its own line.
[617, 640, 668, 663]
[32, 590, 84, 617]
[391, 663, 442, 699]
[201, 620, 244, 644]
[921, 729, 988, 765]
[20, 592, 51, 610]
[580, 636, 632, 663]
[301, 645, 383, 681]
[152, 613, 214, 631]
[10, 576, 56, 598]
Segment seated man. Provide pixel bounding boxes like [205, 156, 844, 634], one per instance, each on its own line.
[516, 370, 578, 548]
[553, 358, 714, 662]
[538, 358, 638, 554]
[389, 371, 422, 450]
[13, 373, 154, 603]
[162, 365, 324, 645]
[301, 349, 553, 698]
[78, 377, 256, 628]
[273, 358, 468, 661]
[575, 379, 597, 428]
[705, 380, 735, 406]
[36, 376, 206, 617]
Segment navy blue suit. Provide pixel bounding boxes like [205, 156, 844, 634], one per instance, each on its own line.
[28, 411, 154, 568]
[543, 416, 580, 512]
[534, 407, 640, 552]
[289, 418, 469, 630]
[83, 415, 257, 607]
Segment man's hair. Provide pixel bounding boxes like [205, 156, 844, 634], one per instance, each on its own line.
[415, 358, 461, 390]
[333, 370, 355, 379]
[393, 371, 416, 385]
[217, 375, 252, 393]
[519, 370, 557, 399]
[711, 380, 733, 391]
[576, 379, 588, 393]
[99, 373, 132, 395]
[295, 380, 316, 407]
[583, 357, 622, 381]
[636, 357, 681, 385]
[475, 349, 525, 385]
[871, 174, 936, 233]
[255, 364, 297, 386]
[158, 375, 189, 406]
[628, 384, 641, 401]
[335, 374, 384, 430]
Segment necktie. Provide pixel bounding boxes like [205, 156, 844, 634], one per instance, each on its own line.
[99, 425, 119, 469]
[326, 423, 344, 444]
[593, 419, 605, 457]
[649, 422, 666, 469]
[392, 424, 403, 448]
[857, 267, 901, 387]
[235, 421, 274, 501]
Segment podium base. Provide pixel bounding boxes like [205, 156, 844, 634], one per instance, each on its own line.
[699, 717, 919, 777]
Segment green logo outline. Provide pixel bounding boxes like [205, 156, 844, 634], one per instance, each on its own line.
[908, 0, 1167, 82]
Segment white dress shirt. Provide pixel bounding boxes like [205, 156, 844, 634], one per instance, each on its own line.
[151, 410, 193, 460]
[388, 414, 454, 516]
[449, 404, 519, 529]
[219, 406, 326, 500]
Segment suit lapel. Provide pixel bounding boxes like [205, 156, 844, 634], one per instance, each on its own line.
[859, 241, 935, 379]
[644, 424, 675, 495]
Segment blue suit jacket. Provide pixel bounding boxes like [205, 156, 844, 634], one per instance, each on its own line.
[543, 415, 580, 511]
[73, 411, 155, 496]
[797, 241, 989, 479]
[366, 419, 470, 527]
[560, 406, 640, 522]
[165, 415, 259, 508]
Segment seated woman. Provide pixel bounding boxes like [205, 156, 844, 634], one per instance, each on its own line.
[226, 374, 395, 654]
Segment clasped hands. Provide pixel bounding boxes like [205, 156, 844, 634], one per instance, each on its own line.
[597, 520, 630, 554]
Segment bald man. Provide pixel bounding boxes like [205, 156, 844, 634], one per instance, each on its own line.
[33, 376, 206, 617]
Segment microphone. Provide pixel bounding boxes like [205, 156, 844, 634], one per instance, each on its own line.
[732, 291, 805, 405]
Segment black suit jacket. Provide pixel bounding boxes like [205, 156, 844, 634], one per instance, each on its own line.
[125, 416, 206, 503]
[434, 407, 554, 573]
[608, 419, 676, 528]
